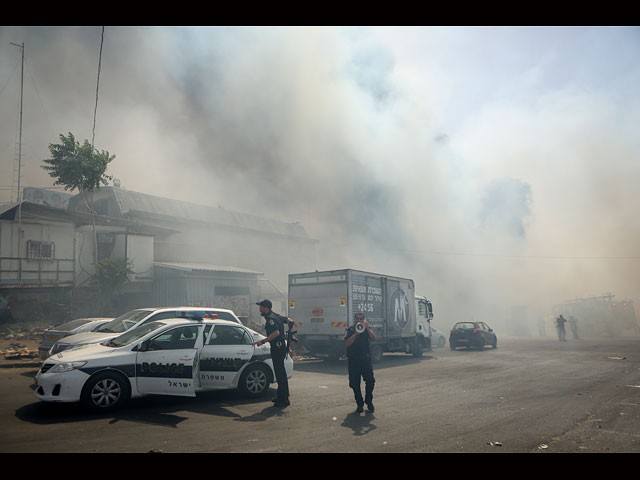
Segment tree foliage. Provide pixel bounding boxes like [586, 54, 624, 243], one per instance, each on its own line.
[41, 132, 115, 191]
[94, 257, 133, 297]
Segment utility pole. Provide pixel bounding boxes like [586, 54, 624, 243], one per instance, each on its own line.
[10, 41, 24, 283]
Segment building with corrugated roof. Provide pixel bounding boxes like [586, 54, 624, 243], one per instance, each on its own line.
[1, 187, 317, 326]
[68, 187, 317, 322]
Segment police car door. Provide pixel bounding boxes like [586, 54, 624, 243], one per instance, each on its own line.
[135, 325, 202, 397]
[199, 324, 254, 389]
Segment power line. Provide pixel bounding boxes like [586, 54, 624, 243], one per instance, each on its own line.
[91, 26, 104, 151]
[321, 242, 640, 260]
[392, 248, 640, 260]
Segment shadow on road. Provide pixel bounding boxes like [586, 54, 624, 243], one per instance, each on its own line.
[15, 388, 280, 428]
[341, 411, 377, 436]
[294, 353, 436, 376]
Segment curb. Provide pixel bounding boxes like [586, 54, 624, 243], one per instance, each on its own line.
[0, 362, 41, 369]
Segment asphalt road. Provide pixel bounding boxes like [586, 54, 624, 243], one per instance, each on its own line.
[1, 336, 639, 453]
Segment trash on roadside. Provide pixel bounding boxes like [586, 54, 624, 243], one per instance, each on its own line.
[2, 343, 38, 360]
[538, 444, 548, 449]
[488, 441, 502, 447]
[607, 356, 626, 360]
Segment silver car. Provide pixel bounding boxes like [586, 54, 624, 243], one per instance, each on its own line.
[48, 307, 242, 356]
[39, 318, 113, 359]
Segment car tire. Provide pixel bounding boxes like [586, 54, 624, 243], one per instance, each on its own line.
[478, 338, 485, 351]
[492, 338, 498, 349]
[81, 370, 130, 412]
[450, 342, 457, 351]
[239, 363, 271, 397]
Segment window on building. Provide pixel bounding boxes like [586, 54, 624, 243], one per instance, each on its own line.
[26, 241, 55, 260]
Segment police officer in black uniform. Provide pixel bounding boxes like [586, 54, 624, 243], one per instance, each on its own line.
[252, 299, 290, 407]
[345, 312, 376, 413]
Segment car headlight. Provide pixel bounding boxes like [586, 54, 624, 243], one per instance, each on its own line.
[48, 361, 87, 374]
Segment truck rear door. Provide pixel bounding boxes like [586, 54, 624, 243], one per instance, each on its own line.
[289, 272, 349, 338]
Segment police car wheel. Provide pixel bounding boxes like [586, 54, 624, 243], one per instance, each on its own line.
[81, 371, 130, 411]
[239, 364, 270, 397]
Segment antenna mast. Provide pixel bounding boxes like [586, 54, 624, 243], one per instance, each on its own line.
[10, 41, 24, 283]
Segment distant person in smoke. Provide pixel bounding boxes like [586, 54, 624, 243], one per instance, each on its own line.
[568, 316, 579, 339]
[556, 314, 568, 342]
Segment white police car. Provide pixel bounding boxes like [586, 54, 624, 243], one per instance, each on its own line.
[34, 314, 293, 411]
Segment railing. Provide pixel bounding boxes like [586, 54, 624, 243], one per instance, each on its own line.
[0, 257, 75, 287]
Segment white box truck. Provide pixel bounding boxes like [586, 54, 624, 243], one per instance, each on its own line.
[288, 269, 433, 362]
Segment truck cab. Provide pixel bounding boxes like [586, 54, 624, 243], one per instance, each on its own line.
[415, 295, 433, 343]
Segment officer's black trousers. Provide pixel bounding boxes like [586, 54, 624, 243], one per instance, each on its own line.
[348, 355, 375, 406]
[271, 347, 289, 400]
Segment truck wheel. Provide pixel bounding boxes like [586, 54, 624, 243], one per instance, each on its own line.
[371, 345, 383, 363]
[413, 337, 423, 357]
[81, 370, 130, 412]
[239, 364, 271, 397]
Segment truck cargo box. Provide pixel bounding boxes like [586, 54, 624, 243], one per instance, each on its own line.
[288, 269, 431, 362]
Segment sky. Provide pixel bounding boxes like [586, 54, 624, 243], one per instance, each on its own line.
[1, 26, 639, 328]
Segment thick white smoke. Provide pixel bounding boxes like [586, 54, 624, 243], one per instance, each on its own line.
[1, 26, 639, 329]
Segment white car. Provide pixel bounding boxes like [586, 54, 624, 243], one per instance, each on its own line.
[34, 317, 293, 411]
[49, 306, 241, 356]
[39, 317, 114, 359]
[430, 326, 447, 348]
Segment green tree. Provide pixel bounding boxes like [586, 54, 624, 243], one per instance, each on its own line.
[41, 132, 116, 284]
[42, 132, 114, 190]
[93, 257, 133, 315]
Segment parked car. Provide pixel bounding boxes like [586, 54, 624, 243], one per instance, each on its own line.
[39, 317, 114, 359]
[430, 326, 447, 348]
[35, 317, 293, 411]
[48, 307, 242, 356]
[449, 321, 497, 350]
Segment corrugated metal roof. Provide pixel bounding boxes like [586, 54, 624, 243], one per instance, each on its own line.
[108, 188, 311, 240]
[154, 261, 263, 275]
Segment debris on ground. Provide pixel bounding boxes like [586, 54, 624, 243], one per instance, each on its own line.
[1, 342, 39, 360]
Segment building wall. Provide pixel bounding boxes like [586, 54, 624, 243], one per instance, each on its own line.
[0, 217, 75, 286]
[153, 224, 316, 292]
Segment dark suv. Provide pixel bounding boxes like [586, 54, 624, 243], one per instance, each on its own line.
[449, 321, 497, 350]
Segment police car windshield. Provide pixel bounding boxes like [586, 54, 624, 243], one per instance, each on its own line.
[97, 309, 153, 333]
[107, 322, 166, 347]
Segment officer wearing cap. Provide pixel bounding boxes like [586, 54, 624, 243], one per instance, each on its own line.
[252, 299, 290, 407]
